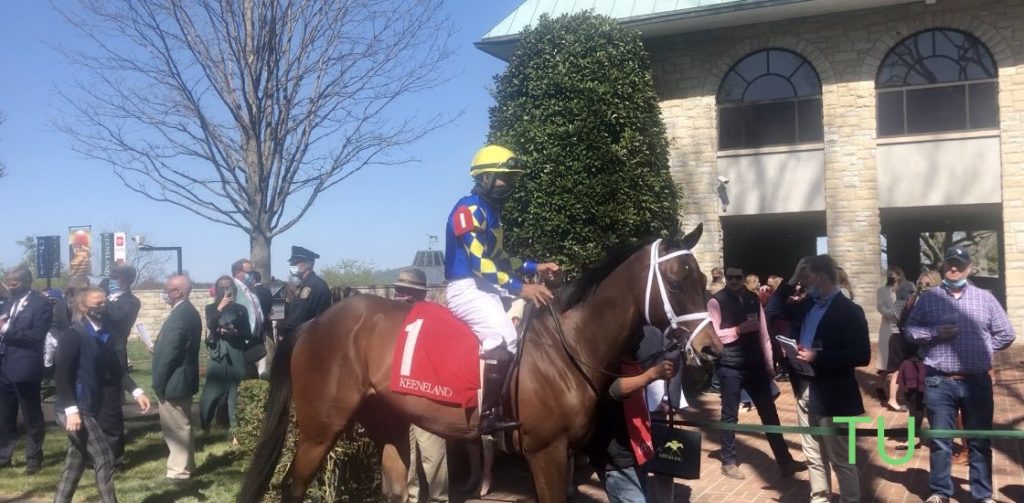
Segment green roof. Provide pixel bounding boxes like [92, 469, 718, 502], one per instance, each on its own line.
[478, 0, 915, 60]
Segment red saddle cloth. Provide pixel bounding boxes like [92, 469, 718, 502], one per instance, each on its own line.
[389, 302, 481, 408]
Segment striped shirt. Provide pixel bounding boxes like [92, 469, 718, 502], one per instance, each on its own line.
[905, 283, 1014, 374]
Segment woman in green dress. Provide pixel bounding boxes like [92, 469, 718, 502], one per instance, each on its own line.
[199, 275, 254, 432]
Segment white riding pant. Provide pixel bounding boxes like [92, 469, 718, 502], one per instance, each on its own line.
[446, 278, 518, 353]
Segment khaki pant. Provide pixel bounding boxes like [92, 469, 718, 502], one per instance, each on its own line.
[795, 381, 860, 503]
[407, 425, 448, 502]
[158, 397, 195, 479]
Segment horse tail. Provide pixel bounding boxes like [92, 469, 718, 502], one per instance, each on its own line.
[239, 332, 296, 502]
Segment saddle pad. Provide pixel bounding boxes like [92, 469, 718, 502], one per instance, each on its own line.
[390, 302, 480, 408]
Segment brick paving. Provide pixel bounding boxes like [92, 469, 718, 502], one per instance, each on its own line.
[463, 346, 1024, 503]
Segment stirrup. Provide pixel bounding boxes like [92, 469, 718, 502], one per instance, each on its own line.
[479, 414, 519, 435]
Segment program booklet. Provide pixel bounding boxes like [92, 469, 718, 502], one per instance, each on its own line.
[775, 335, 816, 377]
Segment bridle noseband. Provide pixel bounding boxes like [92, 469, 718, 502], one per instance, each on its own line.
[644, 239, 713, 363]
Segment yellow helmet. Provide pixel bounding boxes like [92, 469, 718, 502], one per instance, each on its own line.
[469, 145, 524, 177]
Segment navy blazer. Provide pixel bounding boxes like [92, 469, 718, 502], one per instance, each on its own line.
[765, 283, 870, 417]
[0, 291, 54, 382]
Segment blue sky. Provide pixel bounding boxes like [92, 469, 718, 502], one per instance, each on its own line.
[0, 0, 521, 282]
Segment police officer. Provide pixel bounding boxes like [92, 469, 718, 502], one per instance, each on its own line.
[280, 246, 331, 340]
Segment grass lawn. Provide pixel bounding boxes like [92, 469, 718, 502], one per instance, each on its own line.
[0, 341, 248, 502]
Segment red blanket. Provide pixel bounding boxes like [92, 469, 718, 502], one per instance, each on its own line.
[390, 302, 481, 408]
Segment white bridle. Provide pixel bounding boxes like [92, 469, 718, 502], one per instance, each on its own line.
[644, 239, 713, 359]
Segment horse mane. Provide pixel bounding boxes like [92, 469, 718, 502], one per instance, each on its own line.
[556, 241, 650, 312]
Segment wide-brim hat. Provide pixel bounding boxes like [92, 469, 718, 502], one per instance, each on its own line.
[392, 268, 428, 291]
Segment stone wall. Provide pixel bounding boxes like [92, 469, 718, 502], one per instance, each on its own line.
[129, 286, 447, 342]
[130, 289, 207, 342]
[646, 0, 1024, 335]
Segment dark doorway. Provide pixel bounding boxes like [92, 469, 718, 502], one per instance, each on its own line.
[880, 203, 1005, 306]
[721, 211, 826, 281]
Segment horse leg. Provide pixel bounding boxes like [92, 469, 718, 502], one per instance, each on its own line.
[526, 437, 569, 503]
[284, 433, 338, 503]
[380, 440, 410, 503]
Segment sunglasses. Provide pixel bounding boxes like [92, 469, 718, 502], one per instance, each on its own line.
[726, 275, 744, 280]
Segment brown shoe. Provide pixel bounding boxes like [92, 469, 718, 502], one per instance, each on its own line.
[721, 463, 746, 480]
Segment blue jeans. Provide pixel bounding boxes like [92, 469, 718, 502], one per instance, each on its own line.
[717, 365, 793, 466]
[924, 372, 994, 500]
[603, 466, 647, 503]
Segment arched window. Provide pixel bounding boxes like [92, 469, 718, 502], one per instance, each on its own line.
[717, 49, 823, 150]
[876, 29, 998, 136]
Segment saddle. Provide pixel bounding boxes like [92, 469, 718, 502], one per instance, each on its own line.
[388, 301, 531, 411]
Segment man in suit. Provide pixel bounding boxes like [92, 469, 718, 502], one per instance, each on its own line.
[249, 271, 275, 378]
[103, 264, 142, 463]
[0, 265, 53, 474]
[152, 275, 202, 480]
[765, 255, 870, 503]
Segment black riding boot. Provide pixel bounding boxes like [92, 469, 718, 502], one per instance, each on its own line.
[479, 345, 519, 435]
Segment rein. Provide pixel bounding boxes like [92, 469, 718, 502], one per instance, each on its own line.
[542, 240, 712, 396]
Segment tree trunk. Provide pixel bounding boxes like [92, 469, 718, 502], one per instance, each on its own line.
[250, 232, 272, 284]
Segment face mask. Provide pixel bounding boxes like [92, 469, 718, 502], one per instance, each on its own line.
[943, 278, 968, 289]
[108, 280, 121, 295]
[806, 285, 822, 300]
[7, 284, 27, 298]
[87, 305, 107, 321]
[243, 272, 256, 286]
[289, 265, 301, 278]
[886, 277, 896, 286]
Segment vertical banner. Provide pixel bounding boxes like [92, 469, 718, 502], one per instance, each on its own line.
[35, 236, 61, 279]
[114, 232, 127, 264]
[68, 225, 93, 277]
[100, 233, 114, 277]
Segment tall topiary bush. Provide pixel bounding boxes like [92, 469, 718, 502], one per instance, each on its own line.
[489, 11, 681, 276]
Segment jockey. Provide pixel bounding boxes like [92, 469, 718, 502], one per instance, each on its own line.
[445, 144, 559, 434]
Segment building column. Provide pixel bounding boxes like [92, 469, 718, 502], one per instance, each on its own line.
[999, 65, 1024, 330]
[821, 79, 883, 335]
[662, 95, 724, 275]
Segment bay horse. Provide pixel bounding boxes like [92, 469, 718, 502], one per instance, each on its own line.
[239, 224, 723, 502]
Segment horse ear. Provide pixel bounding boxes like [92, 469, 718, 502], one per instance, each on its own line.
[680, 223, 703, 250]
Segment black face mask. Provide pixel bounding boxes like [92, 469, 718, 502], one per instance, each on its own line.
[474, 174, 515, 202]
[8, 286, 28, 298]
[87, 305, 107, 321]
[886, 277, 896, 286]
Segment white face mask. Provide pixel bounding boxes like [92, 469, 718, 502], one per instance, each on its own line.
[289, 265, 301, 278]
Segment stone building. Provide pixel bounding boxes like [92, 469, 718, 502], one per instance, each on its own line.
[478, 0, 1024, 333]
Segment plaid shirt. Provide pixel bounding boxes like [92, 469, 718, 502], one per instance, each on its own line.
[905, 283, 1015, 374]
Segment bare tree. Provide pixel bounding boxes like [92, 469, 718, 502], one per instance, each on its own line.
[57, 0, 455, 276]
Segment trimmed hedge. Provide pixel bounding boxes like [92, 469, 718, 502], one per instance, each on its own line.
[489, 11, 681, 276]
[235, 379, 384, 502]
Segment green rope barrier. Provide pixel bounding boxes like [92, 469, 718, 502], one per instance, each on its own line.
[654, 418, 1024, 439]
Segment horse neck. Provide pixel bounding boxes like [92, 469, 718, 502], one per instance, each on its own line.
[559, 253, 645, 388]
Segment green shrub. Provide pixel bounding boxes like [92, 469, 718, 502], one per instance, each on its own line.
[235, 379, 384, 502]
[489, 11, 681, 276]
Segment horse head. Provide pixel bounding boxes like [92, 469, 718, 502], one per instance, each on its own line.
[645, 223, 723, 367]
